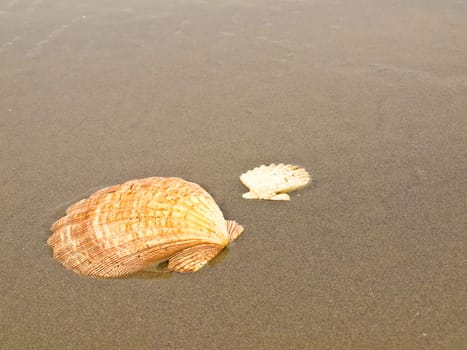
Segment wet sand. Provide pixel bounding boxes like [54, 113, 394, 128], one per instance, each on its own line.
[1, 0, 466, 349]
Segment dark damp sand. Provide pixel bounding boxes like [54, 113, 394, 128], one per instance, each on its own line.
[1, 0, 466, 349]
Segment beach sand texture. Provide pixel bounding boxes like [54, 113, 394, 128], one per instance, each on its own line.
[1, 0, 466, 349]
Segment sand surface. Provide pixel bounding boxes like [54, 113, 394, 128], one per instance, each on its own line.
[1, 0, 466, 349]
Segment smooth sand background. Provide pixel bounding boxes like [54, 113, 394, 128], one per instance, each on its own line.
[1, 0, 466, 349]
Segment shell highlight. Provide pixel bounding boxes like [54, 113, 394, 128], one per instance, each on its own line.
[240, 163, 311, 200]
[48, 177, 243, 278]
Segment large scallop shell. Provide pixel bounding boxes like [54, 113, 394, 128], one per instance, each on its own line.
[48, 177, 243, 278]
[240, 163, 311, 200]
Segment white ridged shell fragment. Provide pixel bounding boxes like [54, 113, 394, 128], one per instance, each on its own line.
[48, 177, 243, 278]
[240, 163, 311, 200]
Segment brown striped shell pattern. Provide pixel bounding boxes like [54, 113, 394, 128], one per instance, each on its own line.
[48, 177, 243, 278]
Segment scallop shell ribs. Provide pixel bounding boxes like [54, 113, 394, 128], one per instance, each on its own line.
[48, 177, 243, 278]
[240, 163, 311, 200]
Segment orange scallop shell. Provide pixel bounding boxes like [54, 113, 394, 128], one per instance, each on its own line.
[48, 177, 243, 278]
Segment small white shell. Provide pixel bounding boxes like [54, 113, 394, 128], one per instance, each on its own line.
[240, 163, 311, 200]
